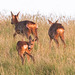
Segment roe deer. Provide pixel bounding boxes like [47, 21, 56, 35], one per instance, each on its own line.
[16, 38, 35, 65]
[48, 20, 66, 48]
[11, 12, 38, 41]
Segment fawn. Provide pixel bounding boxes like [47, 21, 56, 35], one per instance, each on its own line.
[11, 12, 38, 41]
[16, 38, 35, 65]
[48, 20, 66, 48]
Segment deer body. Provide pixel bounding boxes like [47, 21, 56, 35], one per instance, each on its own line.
[11, 12, 38, 41]
[16, 39, 35, 65]
[48, 20, 66, 48]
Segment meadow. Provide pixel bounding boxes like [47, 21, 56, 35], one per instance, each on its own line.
[0, 12, 75, 75]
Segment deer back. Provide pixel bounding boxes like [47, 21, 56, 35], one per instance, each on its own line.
[15, 20, 37, 34]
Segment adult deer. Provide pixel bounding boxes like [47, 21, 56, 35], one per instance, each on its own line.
[16, 38, 35, 65]
[11, 12, 38, 41]
[48, 20, 66, 48]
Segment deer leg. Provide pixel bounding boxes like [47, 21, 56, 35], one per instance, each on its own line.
[49, 37, 52, 49]
[54, 39, 59, 48]
[26, 54, 30, 61]
[30, 55, 35, 63]
[25, 29, 31, 39]
[20, 54, 25, 65]
[60, 33, 66, 48]
[34, 28, 38, 41]
[20, 56, 24, 65]
[25, 52, 35, 63]
[25, 50, 31, 61]
[32, 28, 38, 43]
[54, 34, 59, 48]
[13, 32, 17, 38]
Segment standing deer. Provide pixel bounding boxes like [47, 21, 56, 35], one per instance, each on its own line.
[16, 38, 35, 65]
[48, 20, 66, 48]
[11, 12, 38, 41]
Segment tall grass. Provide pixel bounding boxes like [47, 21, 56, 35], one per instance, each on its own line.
[0, 12, 75, 75]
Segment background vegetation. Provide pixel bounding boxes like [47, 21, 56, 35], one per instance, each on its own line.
[0, 12, 75, 75]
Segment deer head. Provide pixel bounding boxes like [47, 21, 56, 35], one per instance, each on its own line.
[28, 37, 35, 49]
[11, 12, 20, 24]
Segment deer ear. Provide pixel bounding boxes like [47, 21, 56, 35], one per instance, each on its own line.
[29, 36, 32, 41]
[55, 19, 58, 23]
[17, 12, 20, 17]
[11, 11, 13, 16]
[48, 19, 53, 24]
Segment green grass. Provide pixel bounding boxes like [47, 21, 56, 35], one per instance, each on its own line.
[0, 13, 75, 75]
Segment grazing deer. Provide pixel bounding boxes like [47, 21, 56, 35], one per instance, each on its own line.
[48, 20, 66, 48]
[11, 12, 38, 41]
[16, 38, 35, 65]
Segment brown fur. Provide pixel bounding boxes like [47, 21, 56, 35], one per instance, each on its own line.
[16, 39, 35, 65]
[11, 12, 38, 41]
[48, 20, 66, 48]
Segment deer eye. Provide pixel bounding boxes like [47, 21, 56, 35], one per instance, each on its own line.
[31, 44, 33, 45]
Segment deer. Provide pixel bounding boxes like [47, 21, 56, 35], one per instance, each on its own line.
[16, 37, 35, 65]
[48, 19, 66, 48]
[11, 12, 38, 41]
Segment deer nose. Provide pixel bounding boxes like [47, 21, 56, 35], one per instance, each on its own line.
[28, 45, 31, 49]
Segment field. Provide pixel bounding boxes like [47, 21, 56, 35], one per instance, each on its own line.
[0, 12, 75, 75]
